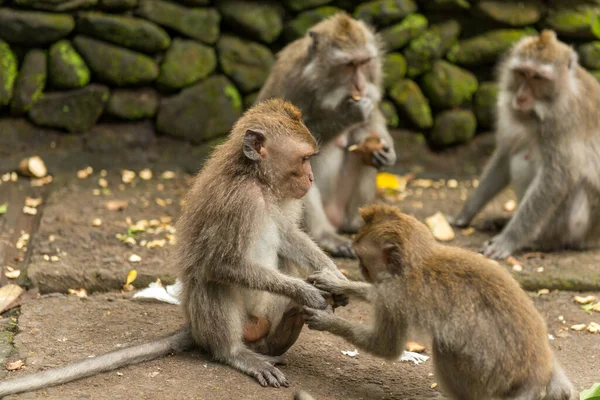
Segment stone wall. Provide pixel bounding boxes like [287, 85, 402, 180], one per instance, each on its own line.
[1, 0, 600, 148]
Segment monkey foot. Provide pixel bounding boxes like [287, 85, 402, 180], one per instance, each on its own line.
[318, 233, 355, 258]
[253, 363, 289, 388]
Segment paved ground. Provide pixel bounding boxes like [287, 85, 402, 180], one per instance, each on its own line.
[0, 119, 599, 399]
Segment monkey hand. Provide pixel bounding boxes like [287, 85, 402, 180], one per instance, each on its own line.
[307, 269, 347, 295]
[345, 96, 373, 124]
[480, 233, 518, 259]
[295, 282, 329, 310]
[371, 145, 396, 169]
[303, 305, 335, 331]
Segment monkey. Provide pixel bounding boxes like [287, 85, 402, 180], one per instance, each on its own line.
[452, 29, 600, 259]
[303, 204, 574, 400]
[256, 12, 397, 258]
[0, 99, 349, 396]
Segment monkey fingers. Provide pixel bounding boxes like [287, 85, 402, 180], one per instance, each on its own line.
[480, 234, 517, 259]
[371, 148, 393, 169]
[332, 293, 350, 308]
[302, 305, 334, 331]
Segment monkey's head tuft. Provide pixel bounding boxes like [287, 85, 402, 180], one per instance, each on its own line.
[511, 29, 573, 66]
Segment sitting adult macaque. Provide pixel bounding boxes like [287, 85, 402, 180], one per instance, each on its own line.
[452, 30, 600, 259]
[304, 204, 573, 400]
[0, 99, 347, 396]
[257, 12, 396, 258]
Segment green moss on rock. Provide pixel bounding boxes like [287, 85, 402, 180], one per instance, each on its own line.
[590, 69, 600, 82]
[284, 6, 342, 41]
[388, 79, 432, 130]
[578, 41, 600, 69]
[420, 0, 470, 11]
[217, 35, 275, 93]
[105, 88, 158, 120]
[74, 35, 158, 87]
[76, 12, 170, 54]
[28, 84, 109, 133]
[353, 0, 417, 27]
[13, 0, 98, 12]
[383, 53, 407, 89]
[0, 40, 17, 107]
[420, 60, 478, 109]
[158, 39, 216, 90]
[157, 75, 243, 143]
[473, 81, 498, 130]
[380, 14, 428, 51]
[403, 20, 461, 77]
[49, 40, 90, 89]
[135, 0, 220, 45]
[380, 100, 399, 128]
[99, 0, 137, 10]
[429, 109, 476, 147]
[218, 1, 283, 44]
[475, 1, 543, 26]
[446, 28, 536, 67]
[0, 9, 75, 45]
[284, 0, 332, 12]
[11, 49, 47, 114]
[545, 6, 600, 39]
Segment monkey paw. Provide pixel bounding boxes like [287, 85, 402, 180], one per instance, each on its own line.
[371, 147, 396, 169]
[319, 234, 355, 258]
[252, 363, 289, 388]
[298, 283, 329, 310]
[308, 269, 346, 295]
[303, 305, 334, 331]
[480, 234, 517, 259]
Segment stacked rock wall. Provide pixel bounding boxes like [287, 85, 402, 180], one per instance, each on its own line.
[1, 0, 600, 148]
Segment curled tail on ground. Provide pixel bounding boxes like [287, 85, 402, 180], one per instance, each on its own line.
[0, 326, 194, 397]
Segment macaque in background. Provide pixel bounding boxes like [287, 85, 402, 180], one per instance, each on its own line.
[305, 204, 573, 400]
[452, 29, 600, 259]
[257, 12, 396, 258]
[0, 99, 348, 395]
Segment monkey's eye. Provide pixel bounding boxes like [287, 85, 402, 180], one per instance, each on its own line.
[532, 73, 544, 80]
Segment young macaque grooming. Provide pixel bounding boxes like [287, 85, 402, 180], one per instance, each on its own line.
[304, 204, 573, 400]
[0, 99, 348, 396]
[452, 29, 600, 259]
[257, 12, 396, 257]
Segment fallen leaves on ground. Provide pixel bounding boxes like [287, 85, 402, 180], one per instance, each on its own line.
[106, 200, 128, 211]
[575, 295, 596, 305]
[4, 266, 20, 279]
[425, 212, 454, 241]
[18, 156, 47, 178]
[6, 360, 24, 371]
[0, 203, 7, 215]
[580, 382, 600, 400]
[405, 341, 426, 353]
[77, 166, 93, 179]
[0, 284, 24, 313]
[68, 288, 88, 298]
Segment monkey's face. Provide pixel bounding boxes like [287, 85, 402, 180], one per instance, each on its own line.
[508, 65, 559, 115]
[268, 138, 317, 200]
[353, 238, 388, 283]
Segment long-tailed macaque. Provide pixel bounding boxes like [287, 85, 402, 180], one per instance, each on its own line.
[304, 204, 574, 400]
[0, 99, 347, 396]
[452, 30, 600, 259]
[257, 12, 396, 258]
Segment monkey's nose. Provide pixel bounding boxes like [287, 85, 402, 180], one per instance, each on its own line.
[308, 173, 314, 183]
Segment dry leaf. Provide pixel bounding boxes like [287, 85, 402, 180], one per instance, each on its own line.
[6, 360, 24, 371]
[405, 341, 426, 353]
[50, 255, 59, 262]
[139, 168, 153, 180]
[412, 179, 433, 188]
[537, 289, 550, 295]
[570, 324, 587, 331]
[536, 267, 544, 273]
[431, 383, 438, 389]
[503, 200, 516, 212]
[98, 178, 108, 188]
[147, 239, 166, 248]
[592, 303, 600, 312]
[574, 295, 596, 305]
[587, 322, 600, 333]
[76, 166, 93, 179]
[446, 179, 458, 188]
[156, 198, 166, 207]
[129, 254, 142, 263]
[161, 171, 175, 180]
[461, 227, 475, 236]
[106, 200, 128, 211]
[512, 264, 523, 272]
[22, 206, 37, 216]
[125, 269, 137, 286]
[92, 218, 102, 227]
[122, 170, 136, 184]
[18, 156, 47, 178]
[30, 175, 53, 187]
[425, 212, 454, 241]
[25, 197, 42, 208]
[0, 284, 24, 313]
[4, 266, 20, 279]
[68, 288, 88, 298]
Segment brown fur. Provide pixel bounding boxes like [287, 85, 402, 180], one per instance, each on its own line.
[305, 204, 573, 400]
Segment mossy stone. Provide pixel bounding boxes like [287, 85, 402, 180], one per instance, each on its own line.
[12, 0, 97, 12]
[11, 49, 46, 114]
[74, 35, 158, 87]
[218, 1, 283, 44]
[48, 40, 90, 89]
[388, 79, 432, 129]
[0, 40, 17, 106]
[0, 9, 75, 45]
[545, 6, 600, 40]
[446, 28, 536, 67]
[380, 13, 427, 51]
[135, 1, 220, 45]
[473, 81, 498, 130]
[383, 53, 406, 89]
[420, 60, 478, 109]
[158, 39, 216, 90]
[28, 84, 109, 133]
[217, 35, 275, 93]
[243, 92, 258, 110]
[157, 75, 243, 143]
[380, 100, 399, 128]
[76, 12, 170, 54]
[353, 0, 417, 27]
[476, 1, 543, 26]
[284, 0, 332, 12]
[578, 41, 600, 69]
[284, 6, 342, 41]
[403, 20, 461, 77]
[429, 109, 476, 147]
[420, 0, 470, 11]
[105, 88, 158, 120]
[99, 0, 137, 10]
[590, 69, 600, 82]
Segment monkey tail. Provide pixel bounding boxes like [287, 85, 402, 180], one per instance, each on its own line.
[543, 359, 574, 400]
[0, 326, 195, 397]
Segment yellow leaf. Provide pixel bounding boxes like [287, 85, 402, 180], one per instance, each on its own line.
[125, 269, 137, 286]
[376, 173, 400, 191]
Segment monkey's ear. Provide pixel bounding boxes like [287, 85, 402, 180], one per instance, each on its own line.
[243, 130, 266, 161]
[381, 243, 399, 268]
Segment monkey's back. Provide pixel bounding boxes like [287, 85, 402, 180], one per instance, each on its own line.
[410, 246, 553, 396]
